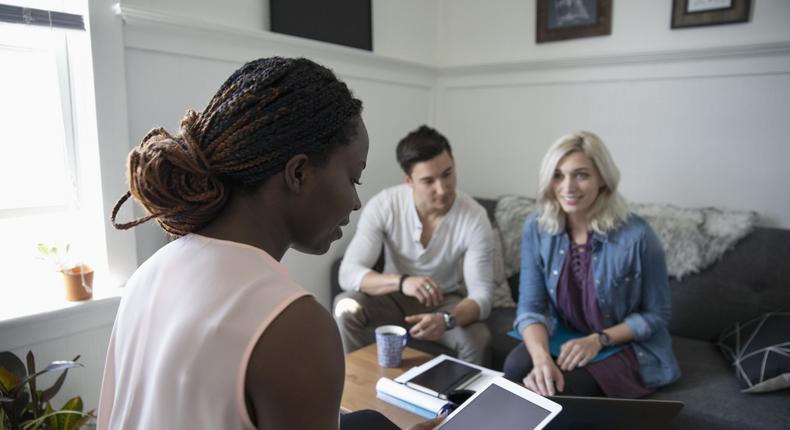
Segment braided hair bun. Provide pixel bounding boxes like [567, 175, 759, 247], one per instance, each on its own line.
[111, 57, 362, 236]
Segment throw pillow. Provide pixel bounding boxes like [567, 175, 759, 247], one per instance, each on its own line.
[493, 195, 536, 278]
[630, 202, 757, 279]
[457, 227, 515, 309]
[717, 311, 790, 393]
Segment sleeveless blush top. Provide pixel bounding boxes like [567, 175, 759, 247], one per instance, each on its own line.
[97, 234, 310, 429]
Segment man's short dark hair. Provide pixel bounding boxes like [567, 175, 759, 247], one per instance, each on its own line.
[396, 125, 453, 174]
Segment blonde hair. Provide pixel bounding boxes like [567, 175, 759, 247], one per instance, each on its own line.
[536, 131, 629, 235]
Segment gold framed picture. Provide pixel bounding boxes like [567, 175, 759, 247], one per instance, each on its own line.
[536, 0, 612, 44]
[671, 0, 751, 29]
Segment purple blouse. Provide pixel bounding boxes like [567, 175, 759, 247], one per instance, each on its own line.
[556, 238, 653, 398]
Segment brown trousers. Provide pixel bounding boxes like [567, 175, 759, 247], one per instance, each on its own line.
[333, 290, 491, 365]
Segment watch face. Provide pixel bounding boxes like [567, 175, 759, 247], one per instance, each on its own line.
[444, 312, 456, 330]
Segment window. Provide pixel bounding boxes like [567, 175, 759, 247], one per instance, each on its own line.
[0, 4, 110, 309]
[0, 28, 75, 214]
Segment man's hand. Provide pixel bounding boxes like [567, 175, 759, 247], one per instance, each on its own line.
[401, 275, 443, 307]
[556, 334, 602, 371]
[523, 357, 565, 396]
[405, 313, 446, 341]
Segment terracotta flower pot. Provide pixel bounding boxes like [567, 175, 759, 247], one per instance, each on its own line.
[61, 264, 93, 301]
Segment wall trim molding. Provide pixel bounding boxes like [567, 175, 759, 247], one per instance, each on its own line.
[118, 6, 790, 93]
[439, 42, 790, 77]
[118, 5, 436, 90]
[0, 296, 120, 350]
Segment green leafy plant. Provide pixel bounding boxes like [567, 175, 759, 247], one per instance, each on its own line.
[0, 351, 94, 430]
[35, 244, 76, 273]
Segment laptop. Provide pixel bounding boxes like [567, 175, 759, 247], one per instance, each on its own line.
[545, 395, 684, 430]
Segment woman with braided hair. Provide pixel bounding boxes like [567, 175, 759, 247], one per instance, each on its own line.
[98, 57, 442, 430]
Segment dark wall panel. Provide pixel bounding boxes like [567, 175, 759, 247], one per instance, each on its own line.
[270, 0, 372, 51]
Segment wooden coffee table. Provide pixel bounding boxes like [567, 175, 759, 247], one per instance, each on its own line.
[342, 344, 434, 428]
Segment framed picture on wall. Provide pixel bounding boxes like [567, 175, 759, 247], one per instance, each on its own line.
[536, 0, 612, 43]
[671, 0, 751, 29]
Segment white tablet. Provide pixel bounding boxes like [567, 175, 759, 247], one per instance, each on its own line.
[435, 377, 562, 430]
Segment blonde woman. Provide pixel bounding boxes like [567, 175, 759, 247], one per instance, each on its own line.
[503, 131, 680, 398]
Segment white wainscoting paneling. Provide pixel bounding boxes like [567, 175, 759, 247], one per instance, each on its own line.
[436, 43, 790, 228]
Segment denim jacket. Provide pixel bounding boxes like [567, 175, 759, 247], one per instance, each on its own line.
[513, 212, 681, 388]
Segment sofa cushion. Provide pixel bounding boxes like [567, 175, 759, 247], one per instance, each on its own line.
[650, 336, 790, 430]
[667, 227, 790, 341]
[717, 311, 790, 393]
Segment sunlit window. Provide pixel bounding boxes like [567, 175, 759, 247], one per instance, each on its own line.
[0, 11, 109, 309]
[0, 35, 74, 213]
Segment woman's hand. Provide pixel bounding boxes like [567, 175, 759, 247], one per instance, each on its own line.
[402, 276, 443, 307]
[523, 358, 565, 396]
[406, 416, 445, 430]
[556, 334, 602, 371]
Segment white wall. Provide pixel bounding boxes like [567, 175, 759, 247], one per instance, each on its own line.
[372, 0, 438, 65]
[437, 0, 790, 66]
[121, 0, 440, 66]
[435, 0, 790, 228]
[122, 0, 268, 31]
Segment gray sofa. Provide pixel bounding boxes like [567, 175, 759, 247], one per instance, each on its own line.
[330, 197, 790, 429]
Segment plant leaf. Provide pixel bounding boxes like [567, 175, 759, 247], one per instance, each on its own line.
[0, 352, 26, 393]
[10, 390, 28, 424]
[74, 409, 94, 430]
[36, 244, 49, 257]
[45, 403, 57, 430]
[13, 362, 82, 398]
[39, 371, 67, 404]
[58, 397, 82, 430]
[0, 368, 20, 395]
[20, 409, 90, 430]
[25, 352, 39, 419]
[72, 408, 94, 430]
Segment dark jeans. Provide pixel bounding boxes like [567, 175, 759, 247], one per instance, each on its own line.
[340, 409, 401, 430]
[503, 343, 604, 396]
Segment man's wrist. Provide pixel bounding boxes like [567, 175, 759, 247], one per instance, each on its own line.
[441, 311, 456, 330]
[398, 274, 409, 294]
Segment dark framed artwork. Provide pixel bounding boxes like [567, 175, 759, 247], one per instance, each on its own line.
[536, 0, 612, 43]
[671, 0, 751, 29]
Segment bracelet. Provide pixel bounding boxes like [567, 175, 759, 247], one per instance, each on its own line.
[398, 274, 409, 294]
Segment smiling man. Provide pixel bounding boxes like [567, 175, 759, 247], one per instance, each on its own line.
[334, 125, 494, 364]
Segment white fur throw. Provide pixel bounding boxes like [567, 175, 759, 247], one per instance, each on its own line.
[494, 195, 757, 280]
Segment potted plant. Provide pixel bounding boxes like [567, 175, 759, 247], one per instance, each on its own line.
[0, 350, 94, 430]
[36, 244, 93, 301]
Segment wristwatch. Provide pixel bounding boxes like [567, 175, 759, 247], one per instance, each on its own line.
[597, 331, 611, 347]
[442, 312, 456, 330]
